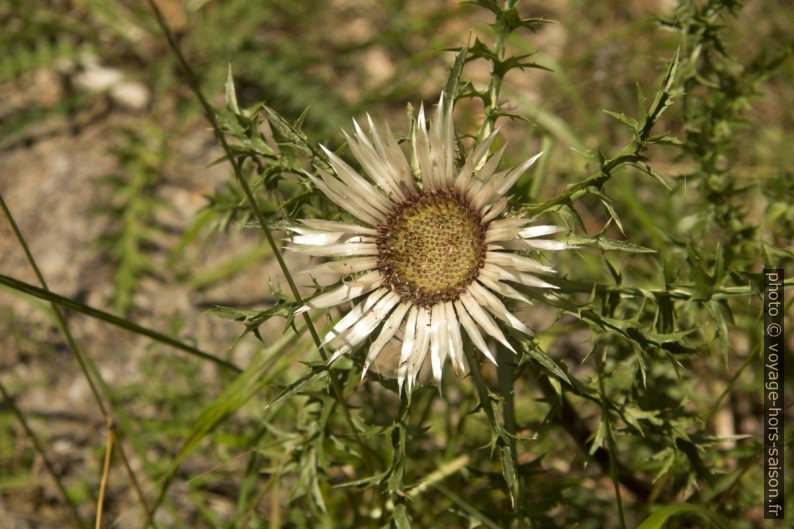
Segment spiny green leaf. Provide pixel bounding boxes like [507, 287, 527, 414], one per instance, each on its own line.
[495, 8, 554, 34]
[225, 64, 240, 115]
[498, 443, 519, 508]
[261, 104, 314, 156]
[392, 503, 412, 529]
[602, 109, 639, 130]
[640, 49, 680, 139]
[463, 0, 500, 16]
[632, 162, 672, 190]
[443, 47, 468, 104]
[568, 235, 657, 254]
[266, 362, 330, 410]
[520, 342, 573, 386]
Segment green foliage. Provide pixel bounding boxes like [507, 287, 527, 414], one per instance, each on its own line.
[0, 1, 88, 81]
[635, 503, 724, 529]
[99, 124, 167, 316]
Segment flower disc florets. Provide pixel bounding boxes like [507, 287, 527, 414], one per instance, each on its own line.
[377, 189, 486, 306]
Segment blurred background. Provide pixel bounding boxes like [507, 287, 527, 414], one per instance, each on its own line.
[1, 0, 792, 527]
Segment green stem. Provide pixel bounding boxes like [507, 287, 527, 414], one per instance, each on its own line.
[461, 344, 520, 509]
[478, 1, 513, 140]
[143, 0, 375, 484]
[549, 276, 788, 301]
[519, 167, 610, 217]
[0, 196, 159, 529]
[0, 272, 238, 373]
[595, 353, 627, 529]
[0, 381, 88, 529]
[462, 346, 499, 426]
[496, 346, 517, 466]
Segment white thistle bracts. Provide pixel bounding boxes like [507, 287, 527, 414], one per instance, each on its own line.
[287, 95, 573, 392]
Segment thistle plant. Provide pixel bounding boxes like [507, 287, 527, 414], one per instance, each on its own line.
[287, 95, 573, 393]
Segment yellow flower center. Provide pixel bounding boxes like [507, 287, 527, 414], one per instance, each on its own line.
[377, 189, 486, 305]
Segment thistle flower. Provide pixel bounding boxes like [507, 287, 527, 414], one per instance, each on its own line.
[287, 96, 571, 393]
